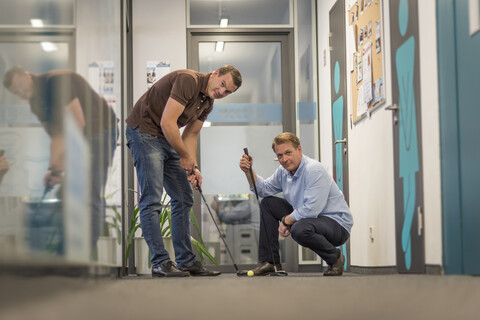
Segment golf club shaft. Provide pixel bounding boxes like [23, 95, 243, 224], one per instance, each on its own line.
[243, 148, 280, 268]
[31, 185, 53, 225]
[197, 185, 239, 272]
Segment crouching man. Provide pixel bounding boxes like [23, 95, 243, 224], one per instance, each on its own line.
[239, 132, 353, 276]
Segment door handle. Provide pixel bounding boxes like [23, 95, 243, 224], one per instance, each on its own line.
[334, 138, 347, 145]
[385, 104, 399, 111]
[386, 104, 399, 125]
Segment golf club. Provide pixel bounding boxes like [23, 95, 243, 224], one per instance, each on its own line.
[243, 148, 288, 276]
[195, 181, 243, 276]
[32, 184, 53, 219]
[31, 170, 61, 225]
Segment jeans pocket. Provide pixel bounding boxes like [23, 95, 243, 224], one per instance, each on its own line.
[139, 132, 158, 140]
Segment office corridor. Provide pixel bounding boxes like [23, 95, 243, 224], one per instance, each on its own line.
[1, 272, 479, 319]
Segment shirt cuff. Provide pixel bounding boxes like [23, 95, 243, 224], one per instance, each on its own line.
[289, 210, 301, 221]
[250, 175, 264, 193]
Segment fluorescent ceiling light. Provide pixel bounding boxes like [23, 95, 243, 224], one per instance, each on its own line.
[41, 42, 59, 52]
[220, 18, 228, 28]
[203, 121, 212, 127]
[30, 19, 44, 27]
[215, 41, 224, 52]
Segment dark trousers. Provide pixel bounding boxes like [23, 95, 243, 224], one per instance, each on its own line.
[259, 196, 350, 265]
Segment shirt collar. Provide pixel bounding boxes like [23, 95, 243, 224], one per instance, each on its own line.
[289, 155, 306, 178]
[199, 72, 212, 98]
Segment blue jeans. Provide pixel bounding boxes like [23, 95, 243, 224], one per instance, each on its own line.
[125, 126, 196, 268]
[91, 125, 119, 252]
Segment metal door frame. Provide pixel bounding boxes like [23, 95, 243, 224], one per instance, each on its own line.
[187, 28, 297, 272]
[329, 0, 351, 272]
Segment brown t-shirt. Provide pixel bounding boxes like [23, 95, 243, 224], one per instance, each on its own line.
[126, 69, 213, 137]
[29, 70, 117, 136]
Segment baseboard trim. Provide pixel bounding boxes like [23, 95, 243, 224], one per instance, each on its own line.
[350, 265, 398, 274]
[298, 264, 323, 273]
[349, 264, 443, 275]
[425, 264, 443, 275]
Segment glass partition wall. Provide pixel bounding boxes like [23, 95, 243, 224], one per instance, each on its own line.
[0, 0, 124, 267]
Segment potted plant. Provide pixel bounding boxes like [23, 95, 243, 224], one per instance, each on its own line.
[126, 190, 218, 274]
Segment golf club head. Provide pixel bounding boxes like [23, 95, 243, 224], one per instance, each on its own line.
[236, 270, 248, 277]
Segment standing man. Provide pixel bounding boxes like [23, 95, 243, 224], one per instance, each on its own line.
[239, 132, 353, 276]
[126, 65, 242, 277]
[3, 66, 119, 253]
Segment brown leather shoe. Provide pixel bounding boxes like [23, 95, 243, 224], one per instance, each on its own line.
[323, 249, 345, 276]
[179, 260, 221, 276]
[251, 261, 284, 276]
[152, 260, 190, 277]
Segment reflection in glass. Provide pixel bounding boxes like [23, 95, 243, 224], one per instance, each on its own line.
[2, 66, 118, 260]
[0, 0, 122, 265]
[0, 42, 70, 261]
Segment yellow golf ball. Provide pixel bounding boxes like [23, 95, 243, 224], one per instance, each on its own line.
[247, 270, 254, 277]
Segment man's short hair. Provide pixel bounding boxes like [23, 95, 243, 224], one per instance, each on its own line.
[217, 65, 242, 89]
[3, 66, 27, 88]
[272, 132, 301, 151]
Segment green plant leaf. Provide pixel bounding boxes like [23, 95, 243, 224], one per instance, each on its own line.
[191, 237, 218, 266]
[190, 209, 207, 247]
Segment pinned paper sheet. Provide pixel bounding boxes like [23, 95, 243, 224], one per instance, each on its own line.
[147, 61, 170, 89]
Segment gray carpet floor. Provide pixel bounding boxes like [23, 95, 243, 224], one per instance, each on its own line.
[1, 273, 479, 320]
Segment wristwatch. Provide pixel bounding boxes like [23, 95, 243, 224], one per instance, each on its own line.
[281, 216, 292, 227]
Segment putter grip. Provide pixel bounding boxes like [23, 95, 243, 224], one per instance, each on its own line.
[243, 148, 249, 155]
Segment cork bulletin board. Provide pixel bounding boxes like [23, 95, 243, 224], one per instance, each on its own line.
[348, 0, 385, 123]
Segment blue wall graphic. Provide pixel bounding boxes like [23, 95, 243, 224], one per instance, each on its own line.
[395, 0, 419, 270]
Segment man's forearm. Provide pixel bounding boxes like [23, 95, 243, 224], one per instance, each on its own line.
[49, 134, 65, 172]
[180, 120, 203, 167]
[162, 122, 190, 158]
[182, 135, 198, 166]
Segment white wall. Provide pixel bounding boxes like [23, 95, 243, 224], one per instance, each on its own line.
[347, 0, 396, 268]
[317, 0, 396, 268]
[317, 0, 442, 268]
[132, 0, 187, 102]
[417, 0, 442, 266]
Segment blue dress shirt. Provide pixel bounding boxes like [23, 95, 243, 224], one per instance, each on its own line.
[254, 155, 353, 233]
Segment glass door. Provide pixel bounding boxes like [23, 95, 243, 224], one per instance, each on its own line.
[188, 32, 295, 270]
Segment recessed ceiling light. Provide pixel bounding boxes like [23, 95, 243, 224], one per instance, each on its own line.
[41, 42, 58, 52]
[220, 18, 228, 28]
[215, 41, 224, 52]
[30, 19, 44, 27]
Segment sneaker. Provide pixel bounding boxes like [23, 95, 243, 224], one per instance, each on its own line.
[179, 260, 221, 276]
[152, 260, 190, 277]
[323, 249, 345, 276]
[249, 261, 284, 276]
